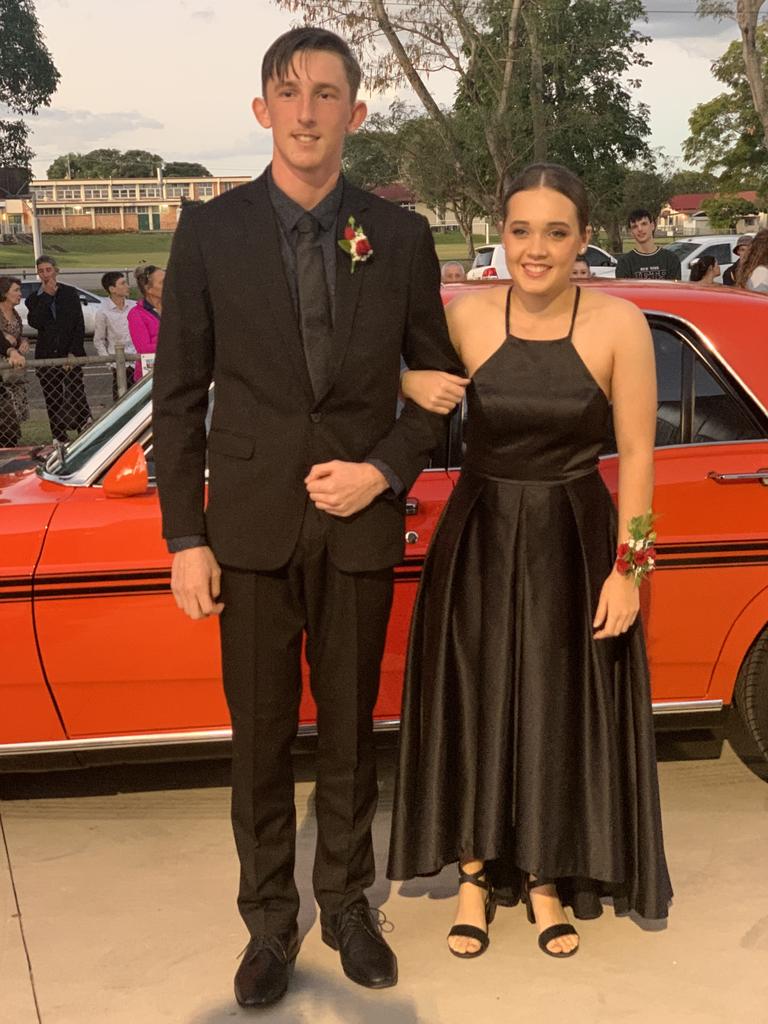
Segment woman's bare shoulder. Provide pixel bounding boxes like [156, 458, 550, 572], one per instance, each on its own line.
[446, 287, 506, 323]
[582, 288, 648, 331]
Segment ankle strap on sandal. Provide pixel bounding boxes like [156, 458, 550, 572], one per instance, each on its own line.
[458, 867, 489, 890]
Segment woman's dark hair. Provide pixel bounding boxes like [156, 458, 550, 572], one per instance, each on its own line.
[689, 254, 717, 282]
[501, 163, 590, 233]
[261, 27, 362, 101]
[735, 228, 768, 288]
[134, 264, 161, 297]
[101, 271, 126, 293]
[0, 276, 21, 302]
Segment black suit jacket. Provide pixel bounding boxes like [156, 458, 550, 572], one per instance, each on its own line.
[153, 172, 462, 572]
[26, 284, 86, 358]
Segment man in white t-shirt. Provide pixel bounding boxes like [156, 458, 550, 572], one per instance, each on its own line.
[94, 271, 137, 399]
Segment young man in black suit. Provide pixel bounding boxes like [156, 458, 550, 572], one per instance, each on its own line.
[152, 27, 462, 1009]
[26, 255, 92, 440]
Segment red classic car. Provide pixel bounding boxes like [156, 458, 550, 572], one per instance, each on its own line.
[2, 280, 767, 765]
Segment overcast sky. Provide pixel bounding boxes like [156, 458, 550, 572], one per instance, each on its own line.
[26, 0, 740, 180]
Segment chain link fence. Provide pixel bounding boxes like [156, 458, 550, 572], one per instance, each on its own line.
[0, 345, 141, 448]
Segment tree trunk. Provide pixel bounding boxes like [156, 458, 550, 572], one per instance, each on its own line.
[736, 1, 768, 153]
[454, 204, 477, 259]
[607, 215, 623, 254]
[522, 6, 548, 162]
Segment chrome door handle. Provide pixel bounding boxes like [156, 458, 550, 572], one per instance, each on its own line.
[708, 468, 768, 486]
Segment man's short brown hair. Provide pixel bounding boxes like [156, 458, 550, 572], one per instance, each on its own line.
[261, 27, 362, 101]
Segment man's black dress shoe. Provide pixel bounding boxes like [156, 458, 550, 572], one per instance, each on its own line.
[234, 927, 300, 1008]
[321, 900, 398, 989]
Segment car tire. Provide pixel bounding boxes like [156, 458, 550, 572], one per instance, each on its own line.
[733, 627, 768, 760]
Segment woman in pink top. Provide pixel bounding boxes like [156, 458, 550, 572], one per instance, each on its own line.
[128, 264, 165, 379]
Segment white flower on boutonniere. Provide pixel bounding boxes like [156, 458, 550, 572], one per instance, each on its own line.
[338, 216, 373, 273]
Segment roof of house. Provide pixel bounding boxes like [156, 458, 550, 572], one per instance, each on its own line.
[666, 191, 760, 213]
[372, 183, 416, 203]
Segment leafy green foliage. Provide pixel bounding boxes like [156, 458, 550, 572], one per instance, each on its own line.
[163, 161, 212, 177]
[683, 25, 768, 195]
[0, 0, 60, 174]
[701, 194, 758, 231]
[47, 149, 165, 179]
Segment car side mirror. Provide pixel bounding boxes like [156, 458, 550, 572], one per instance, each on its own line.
[102, 442, 149, 498]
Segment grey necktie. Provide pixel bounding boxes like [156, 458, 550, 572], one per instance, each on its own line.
[296, 213, 333, 399]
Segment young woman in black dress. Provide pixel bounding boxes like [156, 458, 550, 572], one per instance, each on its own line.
[390, 164, 672, 959]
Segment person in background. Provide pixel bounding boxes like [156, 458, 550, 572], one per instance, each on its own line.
[25, 255, 92, 442]
[615, 210, 681, 281]
[0, 276, 27, 447]
[722, 234, 753, 287]
[94, 271, 137, 399]
[689, 255, 721, 286]
[570, 255, 592, 280]
[128, 264, 165, 379]
[441, 261, 467, 284]
[735, 228, 768, 293]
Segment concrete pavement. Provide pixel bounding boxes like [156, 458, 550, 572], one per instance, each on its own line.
[1, 729, 767, 1024]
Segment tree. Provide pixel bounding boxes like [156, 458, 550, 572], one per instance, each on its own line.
[666, 169, 720, 195]
[163, 161, 212, 177]
[47, 148, 164, 178]
[275, 0, 650, 217]
[699, 1, 768, 155]
[701, 193, 758, 230]
[683, 26, 768, 195]
[0, 0, 60, 179]
[342, 113, 402, 192]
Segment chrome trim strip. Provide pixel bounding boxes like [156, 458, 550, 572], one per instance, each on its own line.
[0, 717, 403, 756]
[651, 699, 723, 715]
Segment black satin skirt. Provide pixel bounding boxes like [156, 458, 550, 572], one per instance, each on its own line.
[387, 468, 673, 921]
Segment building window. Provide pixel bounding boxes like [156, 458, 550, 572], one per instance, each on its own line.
[196, 183, 214, 197]
[40, 207, 63, 216]
[94, 206, 121, 215]
[139, 185, 162, 198]
[112, 186, 136, 199]
[399, 202, 416, 212]
[63, 207, 87, 215]
[56, 186, 83, 201]
[32, 186, 54, 201]
[220, 182, 235, 192]
[166, 183, 190, 198]
[83, 186, 109, 199]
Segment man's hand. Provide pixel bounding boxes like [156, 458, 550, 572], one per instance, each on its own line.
[171, 545, 224, 620]
[305, 461, 388, 517]
[42, 280, 57, 296]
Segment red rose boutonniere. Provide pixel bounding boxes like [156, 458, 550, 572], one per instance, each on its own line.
[338, 216, 373, 273]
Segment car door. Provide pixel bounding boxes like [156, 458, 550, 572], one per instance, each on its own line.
[601, 316, 768, 703]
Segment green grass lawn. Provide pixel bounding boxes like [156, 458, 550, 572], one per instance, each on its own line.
[0, 232, 175, 270]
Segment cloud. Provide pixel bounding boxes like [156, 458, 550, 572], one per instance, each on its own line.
[640, 0, 738, 42]
[188, 133, 273, 160]
[28, 107, 163, 144]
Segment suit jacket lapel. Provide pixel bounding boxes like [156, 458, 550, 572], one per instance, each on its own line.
[239, 174, 315, 404]
[314, 182, 371, 406]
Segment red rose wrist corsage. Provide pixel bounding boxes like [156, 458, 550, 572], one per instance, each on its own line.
[615, 510, 657, 587]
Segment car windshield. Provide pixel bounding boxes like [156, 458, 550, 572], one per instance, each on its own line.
[666, 242, 698, 260]
[44, 372, 153, 477]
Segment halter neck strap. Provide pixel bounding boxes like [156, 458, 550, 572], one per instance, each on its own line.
[505, 285, 581, 340]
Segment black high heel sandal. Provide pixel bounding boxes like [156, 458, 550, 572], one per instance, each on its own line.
[525, 876, 580, 959]
[447, 865, 496, 959]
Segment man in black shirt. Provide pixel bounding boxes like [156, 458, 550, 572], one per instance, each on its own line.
[615, 208, 682, 281]
[26, 255, 91, 440]
[722, 234, 753, 286]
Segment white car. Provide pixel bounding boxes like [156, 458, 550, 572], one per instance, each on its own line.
[18, 280, 102, 338]
[665, 235, 744, 282]
[466, 243, 618, 280]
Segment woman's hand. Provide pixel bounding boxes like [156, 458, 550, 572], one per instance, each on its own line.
[593, 568, 640, 639]
[18, 339, 30, 354]
[401, 370, 469, 414]
[7, 348, 25, 369]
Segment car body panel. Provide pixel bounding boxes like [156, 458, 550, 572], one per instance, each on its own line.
[18, 281, 102, 338]
[1, 280, 767, 756]
[665, 235, 742, 283]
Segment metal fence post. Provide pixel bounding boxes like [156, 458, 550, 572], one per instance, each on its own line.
[115, 344, 127, 397]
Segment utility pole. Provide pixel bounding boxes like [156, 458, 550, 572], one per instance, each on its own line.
[28, 192, 42, 260]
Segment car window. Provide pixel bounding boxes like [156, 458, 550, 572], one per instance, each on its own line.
[473, 248, 494, 268]
[20, 281, 37, 299]
[699, 244, 733, 266]
[585, 246, 613, 268]
[653, 326, 683, 447]
[78, 291, 101, 304]
[692, 356, 763, 443]
[666, 242, 698, 261]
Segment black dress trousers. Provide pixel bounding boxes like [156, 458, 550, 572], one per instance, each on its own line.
[219, 502, 394, 937]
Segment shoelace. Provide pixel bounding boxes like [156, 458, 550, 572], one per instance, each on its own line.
[339, 902, 395, 940]
[236, 934, 288, 962]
